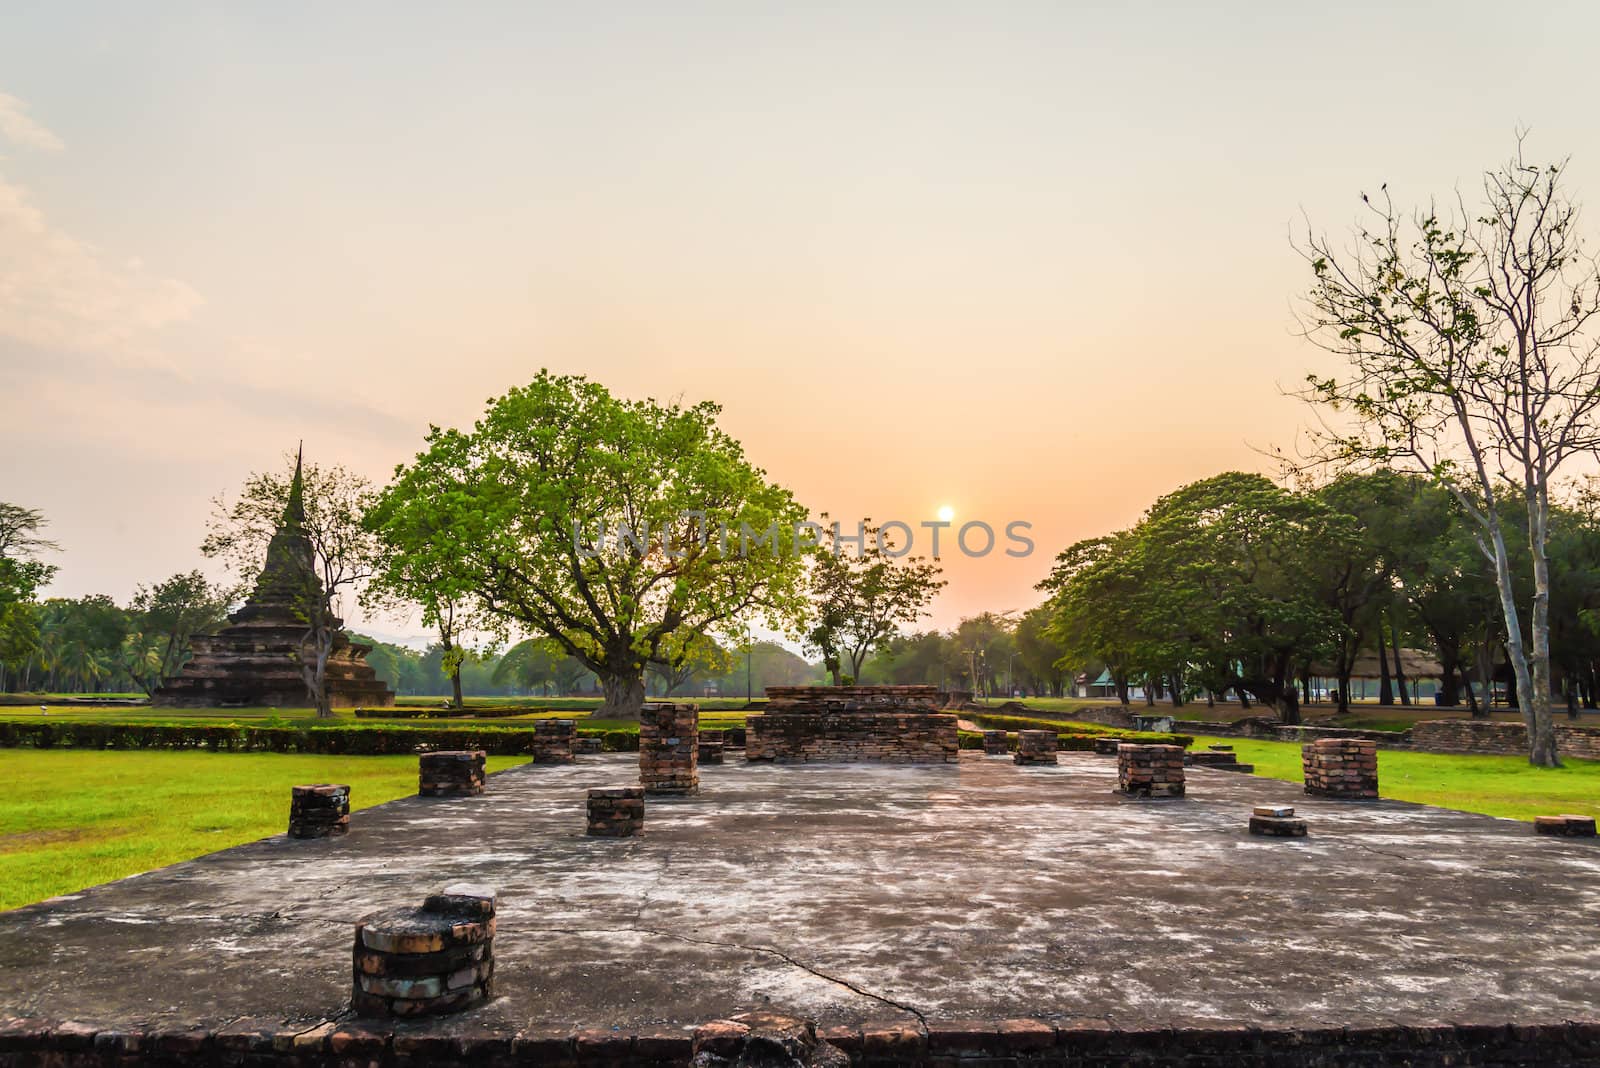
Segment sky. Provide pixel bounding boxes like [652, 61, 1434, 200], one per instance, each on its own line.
[5, 2, 1600, 641]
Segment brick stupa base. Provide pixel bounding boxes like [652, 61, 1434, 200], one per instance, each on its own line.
[746, 686, 959, 764]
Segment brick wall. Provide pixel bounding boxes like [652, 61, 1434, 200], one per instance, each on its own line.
[1410, 719, 1600, 759]
[746, 711, 960, 764]
[5, 1014, 1599, 1066]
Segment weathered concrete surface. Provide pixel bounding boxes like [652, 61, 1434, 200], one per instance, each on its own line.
[2, 753, 1599, 1038]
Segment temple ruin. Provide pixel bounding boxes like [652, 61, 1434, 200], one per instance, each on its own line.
[746, 685, 959, 763]
[152, 450, 394, 709]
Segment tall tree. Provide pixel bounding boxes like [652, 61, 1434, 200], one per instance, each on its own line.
[203, 451, 379, 717]
[1015, 605, 1069, 698]
[797, 520, 945, 686]
[379, 372, 809, 719]
[129, 571, 233, 692]
[1299, 143, 1600, 765]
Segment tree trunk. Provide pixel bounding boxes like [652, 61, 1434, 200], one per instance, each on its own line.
[1484, 520, 1552, 765]
[1438, 658, 1461, 707]
[1462, 669, 1479, 715]
[1525, 497, 1561, 766]
[1278, 688, 1302, 725]
[1390, 614, 1410, 706]
[1114, 673, 1130, 706]
[450, 668, 464, 710]
[1377, 634, 1393, 706]
[598, 672, 647, 720]
[1336, 669, 1353, 715]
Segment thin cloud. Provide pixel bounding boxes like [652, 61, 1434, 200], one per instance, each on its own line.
[0, 92, 64, 153]
[0, 173, 203, 352]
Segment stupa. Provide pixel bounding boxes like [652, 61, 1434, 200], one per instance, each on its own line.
[152, 450, 395, 709]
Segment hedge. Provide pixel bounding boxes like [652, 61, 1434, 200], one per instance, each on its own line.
[0, 721, 639, 755]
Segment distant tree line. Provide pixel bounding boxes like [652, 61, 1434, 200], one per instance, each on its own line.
[1037, 469, 1600, 727]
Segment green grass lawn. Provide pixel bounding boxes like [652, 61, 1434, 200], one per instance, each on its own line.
[1198, 735, 1600, 822]
[0, 750, 528, 911]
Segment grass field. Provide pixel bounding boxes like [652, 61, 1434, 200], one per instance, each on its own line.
[1195, 735, 1600, 822]
[0, 750, 528, 911]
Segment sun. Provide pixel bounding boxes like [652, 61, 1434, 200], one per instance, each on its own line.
[936, 505, 955, 524]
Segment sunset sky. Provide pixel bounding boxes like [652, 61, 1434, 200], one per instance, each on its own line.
[5, 3, 1600, 642]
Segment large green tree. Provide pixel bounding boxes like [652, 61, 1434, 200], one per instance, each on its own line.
[129, 571, 233, 693]
[376, 372, 809, 719]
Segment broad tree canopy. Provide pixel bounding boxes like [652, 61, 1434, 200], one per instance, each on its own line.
[374, 371, 809, 718]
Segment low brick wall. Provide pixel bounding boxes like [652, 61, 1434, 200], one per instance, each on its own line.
[981, 730, 1008, 756]
[764, 685, 943, 712]
[1054, 705, 1136, 729]
[1411, 718, 1600, 760]
[746, 711, 960, 764]
[5, 1014, 1599, 1066]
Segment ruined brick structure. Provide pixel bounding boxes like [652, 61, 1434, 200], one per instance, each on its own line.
[982, 730, 1008, 755]
[419, 751, 486, 797]
[529, 719, 576, 764]
[746, 686, 959, 764]
[288, 784, 349, 839]
[1118, 744, 1186, 797]
[639, 702, 699, 794]
[1410, 718, 1600, 759]
[1013, 730, 1058, 765]
[698, 741, 725, 765]
[152, 449, 393, 710]
[587, 787, 645, 837]
[351, 884, 495, 1018]
[1302, 738, 1378, 800]
[1535, 814, 1597, 837]
[1249, 804, 1307, 837]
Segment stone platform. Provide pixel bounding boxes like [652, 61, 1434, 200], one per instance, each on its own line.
[2, 754, 1599, 1056]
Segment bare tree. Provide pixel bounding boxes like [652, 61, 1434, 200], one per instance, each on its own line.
[1296, 139, 1600, 766]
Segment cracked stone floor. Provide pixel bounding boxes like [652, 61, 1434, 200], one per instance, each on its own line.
[2, 751, 1600, 1036]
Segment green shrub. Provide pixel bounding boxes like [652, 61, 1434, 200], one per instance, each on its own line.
[0, 720, 636, 757]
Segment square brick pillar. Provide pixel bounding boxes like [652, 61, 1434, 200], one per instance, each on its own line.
[1014, 729, 1058, 765]
[1117, 744, 1186, 797]
[640, 701, 699, 795]
[1301, 738, 1378, 800]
